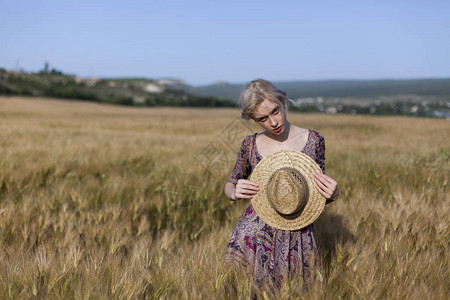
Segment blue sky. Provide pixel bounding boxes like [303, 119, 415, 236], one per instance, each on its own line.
[1, 0, 449, 85]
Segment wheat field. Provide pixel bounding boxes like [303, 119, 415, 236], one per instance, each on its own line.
[0, 96, 448, 299]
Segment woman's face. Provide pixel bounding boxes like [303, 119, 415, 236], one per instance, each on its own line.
[252, 99, 287, 136]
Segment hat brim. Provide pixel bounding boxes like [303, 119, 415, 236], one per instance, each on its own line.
[249, 150, 326, 231]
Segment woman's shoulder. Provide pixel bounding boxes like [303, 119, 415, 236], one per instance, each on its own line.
[308, 128, 325, 142]
[241, 133, 257, 143]
[290, 125, 323, 142]
[238, 133, 257, 150]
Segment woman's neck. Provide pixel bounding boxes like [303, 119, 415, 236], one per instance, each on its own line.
[267, 121, 291, 143]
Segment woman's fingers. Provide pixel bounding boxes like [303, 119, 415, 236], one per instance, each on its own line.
[314, 177, 328, 191]
[235, 188, 258, 199]
[234, 193, 254, 199]
[235, 179, 260, 199]
[314, 173, 337, 199]
[239, 183, 260, 192]
[314, 173, 336, 186]
[315, 173, 337, 189]
[237, 179, 259, 191]
[314, 178, 332, 198]
[238, 179, 259, 188]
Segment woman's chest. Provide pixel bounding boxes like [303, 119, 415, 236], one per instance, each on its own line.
[255, 132, 311, 158]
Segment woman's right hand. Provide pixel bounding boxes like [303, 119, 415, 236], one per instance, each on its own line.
[232, 179, 260, 200]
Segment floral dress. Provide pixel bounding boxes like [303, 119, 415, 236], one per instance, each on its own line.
[225, 129, 326, 289]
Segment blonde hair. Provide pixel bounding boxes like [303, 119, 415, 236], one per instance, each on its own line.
[239, 79, 289, 124]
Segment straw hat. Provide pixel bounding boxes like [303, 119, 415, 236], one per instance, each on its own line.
[248, 150, 326, 230]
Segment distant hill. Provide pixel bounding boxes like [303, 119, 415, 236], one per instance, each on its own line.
[187, 78, 450, 100]
[1, 68, 448, 117]
[0, 69, 235, 107]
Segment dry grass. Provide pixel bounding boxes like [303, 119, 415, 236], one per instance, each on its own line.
[0, 96, 448, 299]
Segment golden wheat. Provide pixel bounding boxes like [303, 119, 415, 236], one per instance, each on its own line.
[0, 96, 448, 299]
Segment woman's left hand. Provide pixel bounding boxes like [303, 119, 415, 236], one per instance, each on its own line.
[314, 173, 339, 202]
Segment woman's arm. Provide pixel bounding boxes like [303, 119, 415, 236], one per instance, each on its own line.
[313, 131, 339, 204]
[225, 135, 256, 200]
[224, 182, 237, 200]
[328, 186, 340, 204]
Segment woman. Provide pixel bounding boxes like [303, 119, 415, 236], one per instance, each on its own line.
[223, 79, 339, 291]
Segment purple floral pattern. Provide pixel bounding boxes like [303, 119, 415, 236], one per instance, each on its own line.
[226, 129, 325, 288]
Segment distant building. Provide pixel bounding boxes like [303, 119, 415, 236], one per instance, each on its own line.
[325, 106, 337, 114]
[145, 84, 163, 93]
[85, 78, 100, 87]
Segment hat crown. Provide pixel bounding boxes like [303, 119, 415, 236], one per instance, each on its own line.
[267, 167, 308, 216]
[249, 149, 326, 230]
